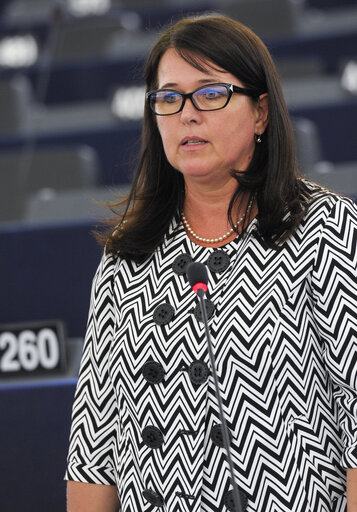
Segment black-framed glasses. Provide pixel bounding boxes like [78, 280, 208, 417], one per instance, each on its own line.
[146, 83, 258, 116]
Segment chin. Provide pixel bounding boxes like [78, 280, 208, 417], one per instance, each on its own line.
[178, 161, 216, 176]
[181, 161, 231, 179]
[181, 168, 215, 179]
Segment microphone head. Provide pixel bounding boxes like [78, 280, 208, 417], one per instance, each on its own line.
[186, 262, 208, 289]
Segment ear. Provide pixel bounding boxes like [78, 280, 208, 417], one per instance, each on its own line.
[254, 93, 269, 136]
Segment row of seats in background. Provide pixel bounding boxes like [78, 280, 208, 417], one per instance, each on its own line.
[0, 1, 356, 511]
[0, 0, 357, 225]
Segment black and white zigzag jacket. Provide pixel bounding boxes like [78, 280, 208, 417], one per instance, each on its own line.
[66, 184, 357, 512]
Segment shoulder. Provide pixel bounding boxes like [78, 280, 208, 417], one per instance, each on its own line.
[92, 249, 122, 292]
[280, 180, 357, 251]
[301, 179, 357, 226]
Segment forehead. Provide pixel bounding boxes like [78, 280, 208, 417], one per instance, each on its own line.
[157, 48, 235, 88]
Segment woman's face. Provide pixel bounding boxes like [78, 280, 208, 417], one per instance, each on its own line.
[155, 48, 268, 187]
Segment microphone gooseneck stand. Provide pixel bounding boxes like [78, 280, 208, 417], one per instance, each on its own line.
[186, 262, 243, 512]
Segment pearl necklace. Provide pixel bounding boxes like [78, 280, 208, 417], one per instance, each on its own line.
[182, 199, 253, 244]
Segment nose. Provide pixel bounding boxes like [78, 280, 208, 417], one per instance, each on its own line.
[180, 96, 202, 124]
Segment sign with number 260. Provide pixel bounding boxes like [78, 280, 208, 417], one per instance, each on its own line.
[0, 320, 66, 377]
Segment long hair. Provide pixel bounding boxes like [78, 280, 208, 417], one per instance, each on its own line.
[99, 13, 311, 259]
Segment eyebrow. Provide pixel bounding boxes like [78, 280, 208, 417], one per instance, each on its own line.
[159, 78, 222, 89]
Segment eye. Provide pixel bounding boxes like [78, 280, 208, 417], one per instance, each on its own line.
[199, 86, 227, 100]
[204, 89, 220, 99]
[158, 91, 181, 104]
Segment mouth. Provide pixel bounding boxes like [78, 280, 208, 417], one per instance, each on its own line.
[181, 137, 208, 146]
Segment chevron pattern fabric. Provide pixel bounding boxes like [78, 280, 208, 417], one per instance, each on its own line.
[66, 184, 357, 511]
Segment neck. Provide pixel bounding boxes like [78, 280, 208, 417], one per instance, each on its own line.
[182, 179, 255, 248]
[184, 176, 238, 217]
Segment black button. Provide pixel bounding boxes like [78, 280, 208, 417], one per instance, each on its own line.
[194, 299, 215, 322]
[176, 491, 195, 501]
[142, 361, 164, 384]
[189, 360, 209, 385]
[179, 429, 197, 437]
[207, 250, 230, 273]
[153, 303, 174, 325]
[224, 489, 248, 511]
[142, 426, 164, 449]
[173, 254, 193, 275]
[142, 489, 164, 507]
[211, 424, 232, 447]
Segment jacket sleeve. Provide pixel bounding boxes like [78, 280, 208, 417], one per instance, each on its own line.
[311, 197, 357, 469]
[65, 251, 119, 485]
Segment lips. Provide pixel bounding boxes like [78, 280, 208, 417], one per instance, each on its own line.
[181, 136, 208, 146]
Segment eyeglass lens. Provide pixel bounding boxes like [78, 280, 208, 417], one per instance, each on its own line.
[150, 85, 230, 115]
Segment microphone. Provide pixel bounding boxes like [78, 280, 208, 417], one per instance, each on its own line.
[186, 261, 208, 295]
[186, 262, 244, 512]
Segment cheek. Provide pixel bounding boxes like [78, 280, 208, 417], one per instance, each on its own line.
[216, 120, 255, 152]
[214, 119, 256, 167]
[157, 121, 176, 157]
[157, 120, 169, 145]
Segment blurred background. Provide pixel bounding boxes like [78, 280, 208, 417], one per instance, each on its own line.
[0, 0, 356, 510]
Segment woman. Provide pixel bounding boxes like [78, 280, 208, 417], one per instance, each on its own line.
[66, 14, 357, 512]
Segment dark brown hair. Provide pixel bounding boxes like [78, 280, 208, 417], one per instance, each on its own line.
[99, 13, 312, 259]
